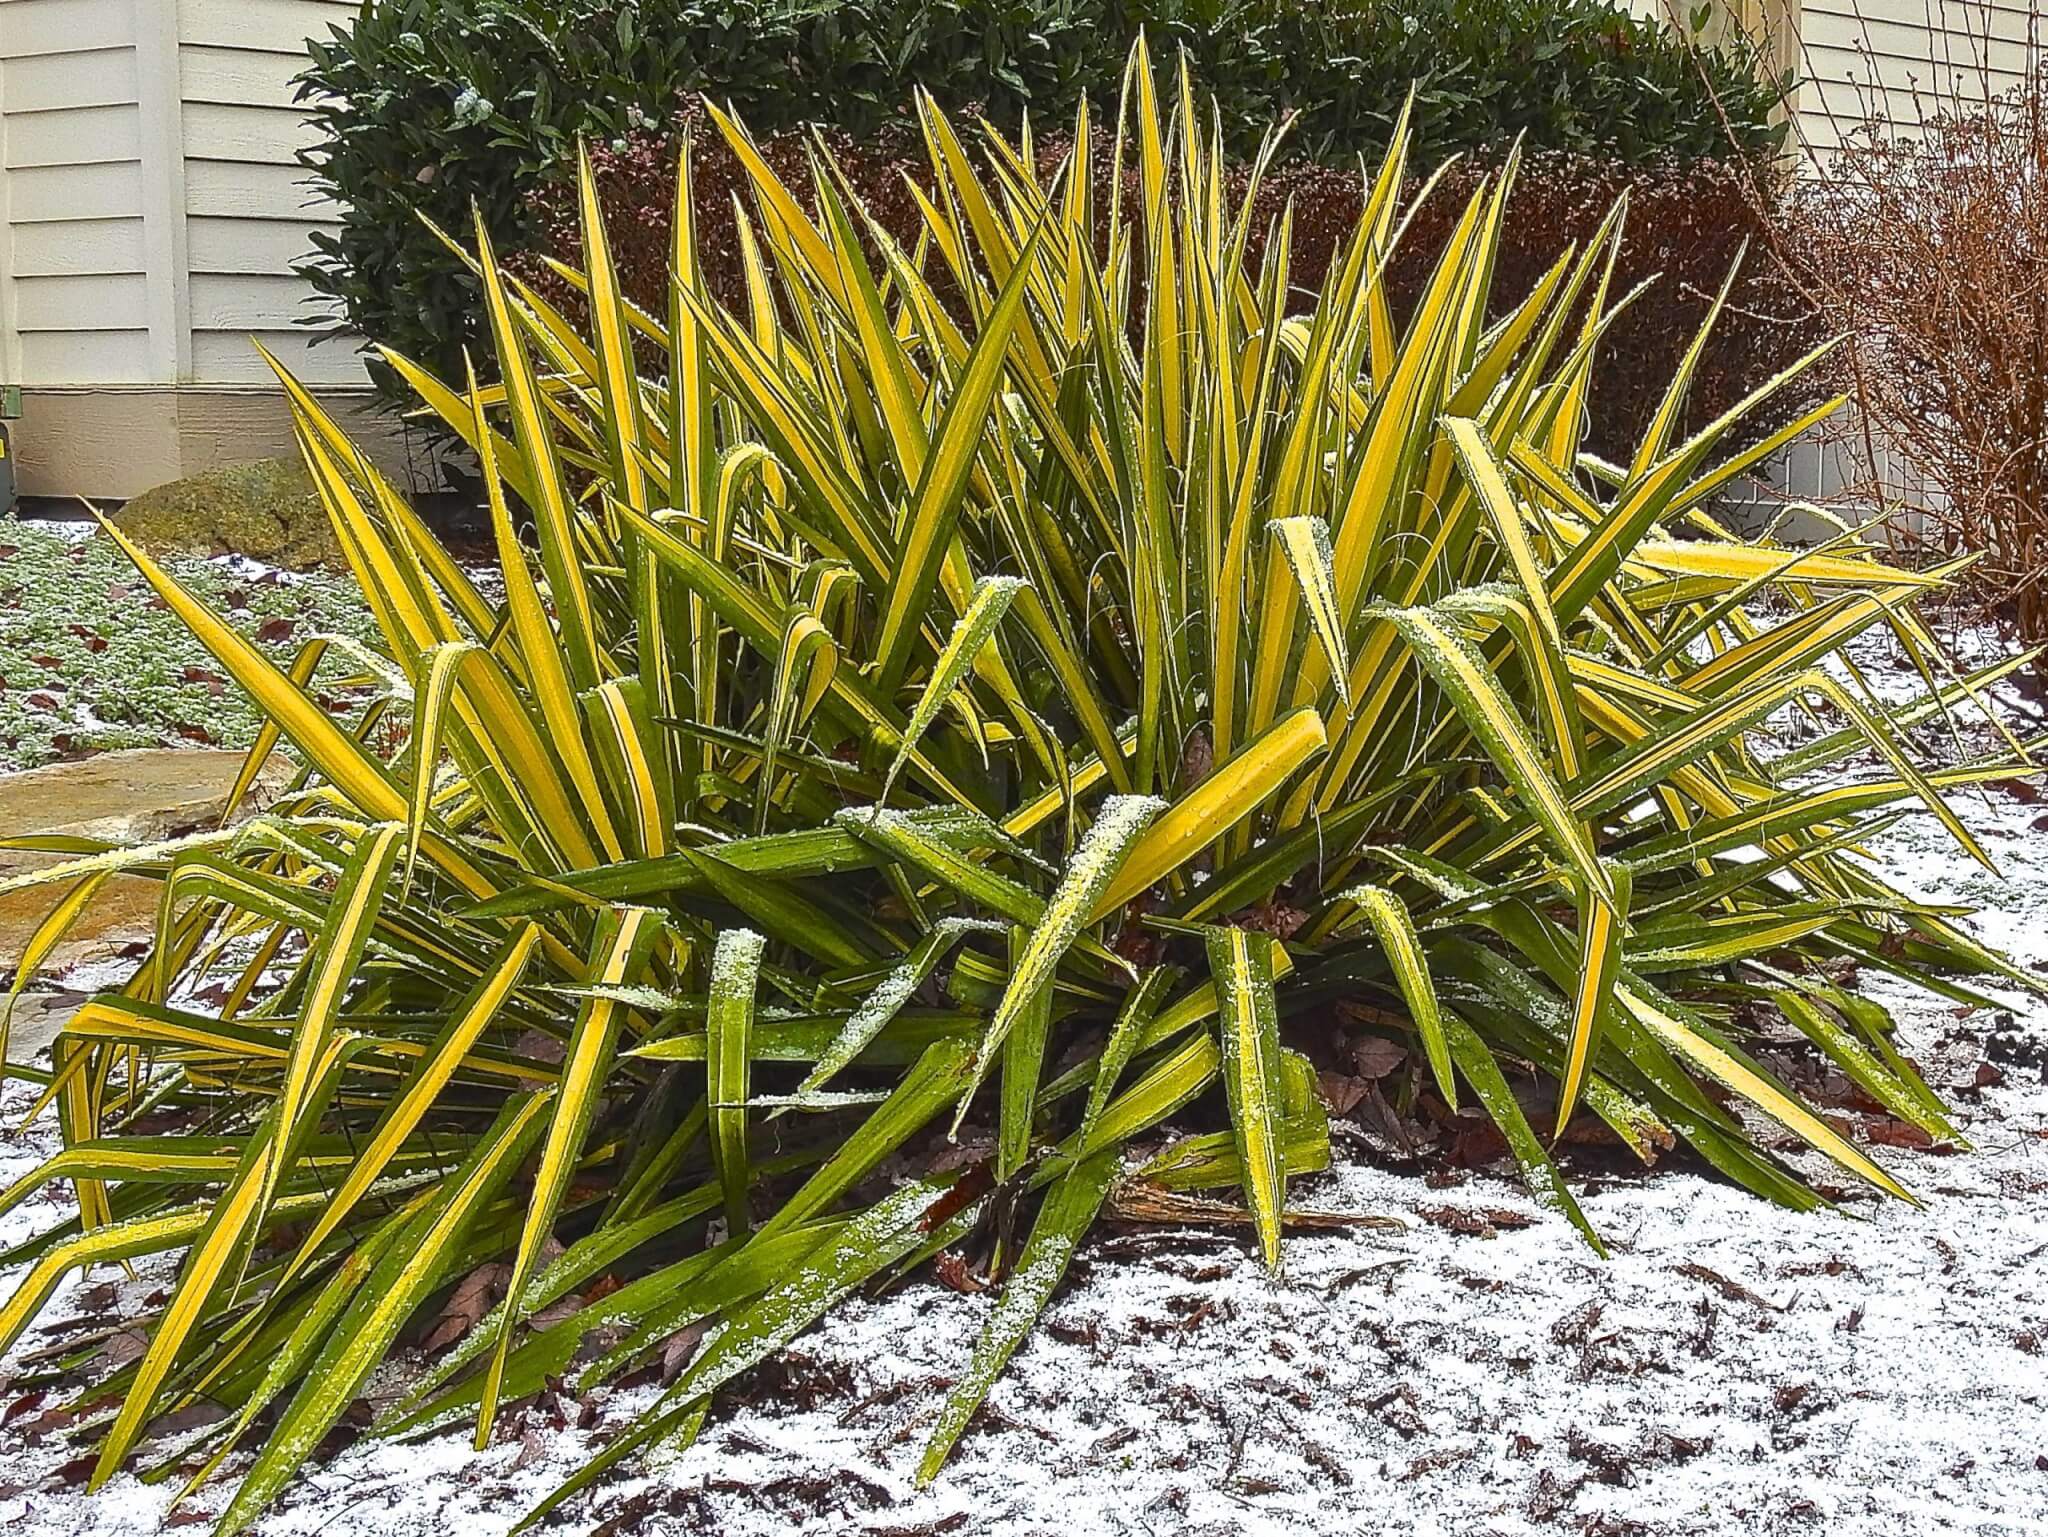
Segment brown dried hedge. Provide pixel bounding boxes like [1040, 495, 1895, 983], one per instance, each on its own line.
[523, 111, 1825, 463]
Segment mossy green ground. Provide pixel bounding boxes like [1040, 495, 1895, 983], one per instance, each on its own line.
[0, 521, 376, 772]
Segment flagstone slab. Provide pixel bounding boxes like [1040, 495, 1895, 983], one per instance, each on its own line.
[0, 748, 288, 974]
[2, 989, 85, 1066]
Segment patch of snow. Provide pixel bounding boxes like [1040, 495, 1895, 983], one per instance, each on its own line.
[5, 687, 2048, 1537]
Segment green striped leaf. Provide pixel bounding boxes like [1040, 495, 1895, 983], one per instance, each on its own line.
[879, 575, 1026, 808]
[708, 927, 767, 1232]
[1340, 884, 1455, 1107]
[1205, 925, 1286, 1272]
[475, 908, 660, 1448]
[215, 1093, 554, 1536]
[1377, 601, 1610, 904]
[958, 795, 1164, 1128]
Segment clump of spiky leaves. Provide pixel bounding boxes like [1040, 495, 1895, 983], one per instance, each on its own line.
[1, 43, 2040, 1531]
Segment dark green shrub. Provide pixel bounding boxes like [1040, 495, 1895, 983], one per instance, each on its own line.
[294, 0, 1786, 390]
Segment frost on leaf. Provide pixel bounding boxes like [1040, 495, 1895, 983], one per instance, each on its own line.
[799, 916, 1004, 1098]
[961, 793, 1168, 1110]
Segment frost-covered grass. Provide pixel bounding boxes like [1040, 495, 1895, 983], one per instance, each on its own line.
[0, 520, 376, 772]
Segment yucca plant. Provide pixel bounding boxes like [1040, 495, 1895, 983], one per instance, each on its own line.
[1, 45, 2038, 1532]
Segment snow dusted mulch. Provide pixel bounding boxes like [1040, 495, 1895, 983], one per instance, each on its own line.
[4, 718, 2047, 1536]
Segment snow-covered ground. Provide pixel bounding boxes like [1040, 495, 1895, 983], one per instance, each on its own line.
[4, 647, 2047, 1536]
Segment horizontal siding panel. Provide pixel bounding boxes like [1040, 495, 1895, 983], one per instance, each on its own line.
[188, 216, 329, 276]
[188, 271, 332, 331]
[184, 159, 336, 221]
[1805, 18, 2039, 61]
[1799, 42, 2031, 147]
[177, 0, 361, 57]
[182, 101, 319, 166]
[3, 102, 141, 170]
[180, 44, 305, 110]
[1801, 0, 2038, 143]
[1805, 39, 2032, 87]
[9, 217, 147, 278]
[0, 0, 136, 59]
[1801, 71, 2028, 110]
[191, 328, 369, 388]
[0, 46, 137, 112]
[13, 272, 149, 333]
[1805, 0, 2039, 47]
[1799, 68, 2028, 139]
[17, 328, 154, 385]
[6, 159, 143, 222]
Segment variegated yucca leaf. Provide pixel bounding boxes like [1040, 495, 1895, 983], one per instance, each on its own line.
[0, 43, 2036, 1531]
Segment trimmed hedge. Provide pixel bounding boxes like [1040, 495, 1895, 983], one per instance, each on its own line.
[522, 116, 1824, 462]
[294, 0, 1787, 391]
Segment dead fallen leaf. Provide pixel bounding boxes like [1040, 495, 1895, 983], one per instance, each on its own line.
[514, 1029, 567, 1067]
[1318, 1071, 1370, 1116]
[3, 1391, 48, 1426]
[1236, 898, 1309, 940]
[1352, 1081, 1428, 1157]
[1447, 1120, 1511, 1167]
[105, 1326, 151, 1366]
[1675, 1262, 1778, 1310]
[421, 1261, 509, 1353]
[1414, 1204, 1535, 1238]
[659, 1320, 710, 1383]
[1862, 1116, 1937, 1150]
[511, 1430, 554, 1472]
[529, 1295, 583, 1330]
[933, 1250, 989, 1295]
[1112, 1181, 1405, 1232]
[1352, 1035, 1408, 1079]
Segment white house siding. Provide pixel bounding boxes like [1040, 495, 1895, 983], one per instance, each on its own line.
[0, 0, 387, 498]
[1777, 1, 2037, 520]
[1619, 0, 2037, 141]
[0, 0, 152, 389]
[1799, 0, 2038, 153]
[1622, 0, 2039, 529]
[177, 0, 361, 389]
